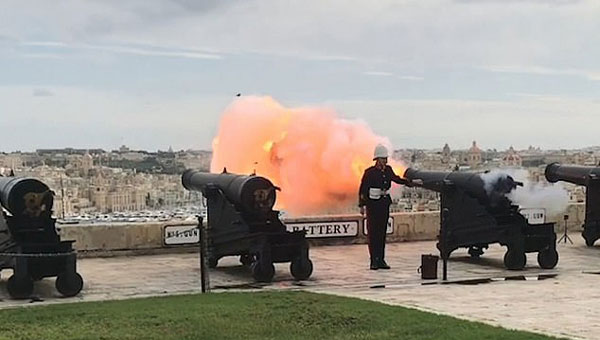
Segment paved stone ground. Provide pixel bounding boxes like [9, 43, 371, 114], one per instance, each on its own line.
[0, 234, 599, 339]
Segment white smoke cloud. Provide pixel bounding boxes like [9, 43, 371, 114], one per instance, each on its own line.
[480, 170, 511, 196]
[505, 169, 569, 216]
[480, 168, 569, 216]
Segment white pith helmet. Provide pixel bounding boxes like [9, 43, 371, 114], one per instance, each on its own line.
[373, 144, 389, 160]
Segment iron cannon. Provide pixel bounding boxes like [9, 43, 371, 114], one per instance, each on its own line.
[0, 176, 83, 299]
[404, 168, 558, 270]
[182, 169, 313, 283]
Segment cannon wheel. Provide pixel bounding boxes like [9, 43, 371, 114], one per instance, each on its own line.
[503, 249, 526, 270]
[240, 254, 254, 267]
[56, 272, 84, 297]
[537, 248, 559, 269]
[7, 275, 34, 299]
[290, 259, 313, 281]
[251, 261, 275, 283]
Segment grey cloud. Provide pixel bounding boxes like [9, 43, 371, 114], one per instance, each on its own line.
[481, 65, 600, 81]
[398, 76, 424, 81]
[0, 34, 18, 51]
[32, 88, 54, 97]
[305, 55, 358, 62]
[78, 0, 246, 38]
[22, 53, 64, 59]
[22, 40, 221, 59]
[80, 14, 117, 37]
[454, 0, 581, 4]
[0, 34, 16, 42]
[21, 41, 68, 48]
[79, 43, 222, 59]
[116, 1, 599, 72]
[171, 0, 245, 12]
[363, 71, 393, 76]
[5, 0, 600, 72]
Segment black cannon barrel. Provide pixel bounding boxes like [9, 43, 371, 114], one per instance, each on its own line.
[182, 170, 277, 213]
[0, 177, 54, 217]
[405, 168, 486, 198]
[404, 168, 519, 204]
[545, 163, 600, 185]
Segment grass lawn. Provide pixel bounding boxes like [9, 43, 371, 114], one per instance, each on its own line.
[0, 291, 562, 340]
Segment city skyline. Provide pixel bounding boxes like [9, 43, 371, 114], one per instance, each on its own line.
[0, 138, 590, 218]
[2, 141, 600, 154]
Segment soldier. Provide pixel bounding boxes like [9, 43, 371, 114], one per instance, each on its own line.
[359, 144, 416, 270]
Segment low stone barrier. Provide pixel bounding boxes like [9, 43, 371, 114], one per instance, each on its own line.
[59, 211, 439, 257]
[58, 204, 586, 257]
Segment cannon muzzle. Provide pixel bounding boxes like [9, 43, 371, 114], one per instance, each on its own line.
[544, 162, 600, 185]
[182, 169, 277, 214]
[0, 177, 54, 218]
[545, 163, 600, 246]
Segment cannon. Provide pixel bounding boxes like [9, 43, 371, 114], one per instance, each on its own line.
[182, 169, 313, 282]
[0, 176, 83, 299]
[404, 168, 558, 270]
[545, 163, 600, 246]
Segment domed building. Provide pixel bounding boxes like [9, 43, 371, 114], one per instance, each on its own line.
[467, 141, 482, 168]
[82, 151, 93, 176]
[502, 146, 522, 167]
[66, 151, 94, 177]
[442, 143, 451, 164]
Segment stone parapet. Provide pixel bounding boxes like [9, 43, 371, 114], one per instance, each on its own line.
[58, 204, 586, 257]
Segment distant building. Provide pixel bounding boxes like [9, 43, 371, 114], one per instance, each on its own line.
[90, 183, 147, 213]
[0, 154, 24, 168]
[36, 148, 105, 155]
[502, 146, 522, 167]
[442, 143, 451, 164]
[466, 141, 482, 168]
[66, 151, 94, 177]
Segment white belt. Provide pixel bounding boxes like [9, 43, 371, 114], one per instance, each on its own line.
[369, 188, 389, 200]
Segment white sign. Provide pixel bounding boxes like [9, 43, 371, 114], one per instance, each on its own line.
[286, 221, 359, 238]
[363, 217, 394, 235]
[164, 225, 200, 245]
[520, 208, 546, 225]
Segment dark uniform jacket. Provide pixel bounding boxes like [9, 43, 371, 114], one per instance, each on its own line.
[359, 165, 409, 207]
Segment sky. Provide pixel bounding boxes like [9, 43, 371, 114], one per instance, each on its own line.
[1, 0, 600, 152]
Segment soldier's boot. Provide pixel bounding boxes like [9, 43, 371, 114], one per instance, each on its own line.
[378, 259, 391, 270]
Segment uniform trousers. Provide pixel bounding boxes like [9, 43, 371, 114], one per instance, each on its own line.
[366, 199, 390, 262]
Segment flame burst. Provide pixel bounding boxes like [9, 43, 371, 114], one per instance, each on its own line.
[211, 96, 406, 215]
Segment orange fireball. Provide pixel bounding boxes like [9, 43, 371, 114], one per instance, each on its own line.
[211, 96, 406, 216]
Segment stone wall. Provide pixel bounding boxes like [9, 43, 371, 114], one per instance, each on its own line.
[549, 203, 585, 232]
[58, 203, 586, 257]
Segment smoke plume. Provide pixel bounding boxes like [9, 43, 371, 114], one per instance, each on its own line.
[480, 170, 515, 197]
[210, 96, 406, 216]
[480, 169, 569, 216]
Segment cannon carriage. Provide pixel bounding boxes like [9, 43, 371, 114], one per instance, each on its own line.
[182, 170, 313, 282]
[404, 168, 558, 270]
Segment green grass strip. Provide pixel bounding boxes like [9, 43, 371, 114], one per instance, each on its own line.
[0, 291, 563, 340]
